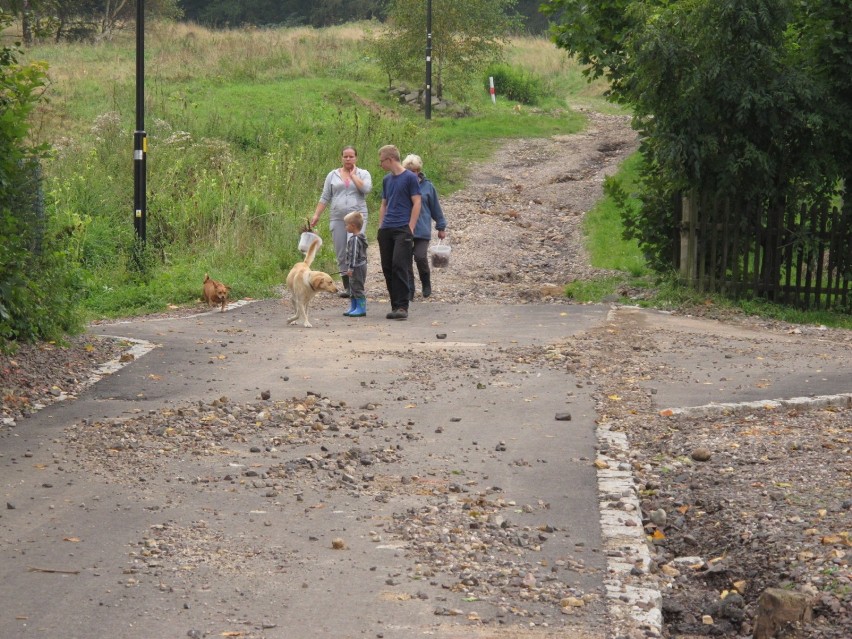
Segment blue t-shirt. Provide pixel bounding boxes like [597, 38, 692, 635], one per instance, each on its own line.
[381, 170, 421, 229]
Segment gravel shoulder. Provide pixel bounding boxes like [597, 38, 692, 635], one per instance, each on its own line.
[2, 111, 851, 639]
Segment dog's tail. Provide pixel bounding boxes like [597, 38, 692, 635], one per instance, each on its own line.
[204, 273, 210, 283]
[303, 237, 321, 267]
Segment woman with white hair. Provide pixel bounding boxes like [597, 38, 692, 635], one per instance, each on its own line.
[401, 154, 447, 299]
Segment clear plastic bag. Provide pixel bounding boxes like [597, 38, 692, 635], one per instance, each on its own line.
[428, 241, 451, 268]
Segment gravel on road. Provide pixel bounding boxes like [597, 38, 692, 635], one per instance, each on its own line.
[3, 111, 850, 638]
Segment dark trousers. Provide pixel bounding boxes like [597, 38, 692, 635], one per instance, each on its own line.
[349, 264, 366, 298]
[377, 226, 413, 311]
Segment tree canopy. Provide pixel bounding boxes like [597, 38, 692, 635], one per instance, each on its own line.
[543, 0, 851, 274]
[373, 0, 521, 100]
[176, 0, 386, 28]
[174, 0, 550, 32]
[1, 0, 181, 42]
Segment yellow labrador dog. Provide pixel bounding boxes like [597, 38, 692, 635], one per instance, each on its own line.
[286, 237, 338, 327]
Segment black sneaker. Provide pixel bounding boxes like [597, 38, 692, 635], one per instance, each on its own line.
[386, 308, 408, 320]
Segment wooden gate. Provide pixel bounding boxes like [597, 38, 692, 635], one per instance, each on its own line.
[677, 191, 851, 311]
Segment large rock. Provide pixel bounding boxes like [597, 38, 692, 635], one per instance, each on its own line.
[752, 588, 813, 639]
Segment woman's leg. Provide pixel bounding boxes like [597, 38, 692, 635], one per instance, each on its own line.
[409, 238, 429, 299]
[329, 218, 348, 274]
[413, 238, 430, 279]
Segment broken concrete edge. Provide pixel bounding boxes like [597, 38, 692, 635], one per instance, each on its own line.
[89, 335, 159, 380]
[596, 425, 664, 637]
[98, 299, 255, 325]
[660, 392, 852, 418]
[0, 335, 158, 429]
[753, 587, 815, 639]
[2, 302, 256, 429]
[11, 300, 257, 423]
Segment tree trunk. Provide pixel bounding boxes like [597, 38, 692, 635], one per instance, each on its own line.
[22, 0, 32, 46]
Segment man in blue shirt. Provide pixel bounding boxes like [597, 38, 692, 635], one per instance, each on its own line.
[378, 145, 421, 320]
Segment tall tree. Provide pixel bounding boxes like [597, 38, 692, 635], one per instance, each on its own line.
[375, 0, 521, 100]
[512, 0, 550, 33]
[799, 0, 852, 276]
[1, 0, 181, 41]
[541, 0, 641, 98]
[176, 0, 385, 28]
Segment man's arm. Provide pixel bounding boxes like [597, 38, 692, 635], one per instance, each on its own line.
[408, 195, 421, 234]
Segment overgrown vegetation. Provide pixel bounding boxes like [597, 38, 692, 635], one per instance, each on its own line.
[4, 0, 181, 43]
[544, 0, 852, 301]
[1, 11, 83, 350]
[570, 150, 852, 329]
[5, 8, 849, 352]
[484, 63, 548, 105]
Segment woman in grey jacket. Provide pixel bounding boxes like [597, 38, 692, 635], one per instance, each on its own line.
[310, 146, 372, 297]
[402, 154, 447, 299]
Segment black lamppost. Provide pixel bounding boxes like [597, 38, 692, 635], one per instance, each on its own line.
[133, 0, 147, 248]
[425, 0, 432, 120]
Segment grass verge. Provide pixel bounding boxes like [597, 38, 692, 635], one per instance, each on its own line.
[570, 152, 852, 329]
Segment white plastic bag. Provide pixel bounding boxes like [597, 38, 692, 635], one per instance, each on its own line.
[298, 232, 322, 253]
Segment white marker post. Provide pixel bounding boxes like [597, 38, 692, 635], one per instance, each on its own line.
[489, 76, 496, 104]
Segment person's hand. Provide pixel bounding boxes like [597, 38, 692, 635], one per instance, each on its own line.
[346, 269, 353, 276]
[437, 230, 446, 240]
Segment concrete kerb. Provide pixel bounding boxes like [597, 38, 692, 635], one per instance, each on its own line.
[659, 392, 852, 418]
[90, 336, 158, 378]
[596, 426, 664, 637]
[0, 300, 247, 429]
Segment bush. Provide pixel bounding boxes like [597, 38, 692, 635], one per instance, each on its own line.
[1, 13, 83, 350]
[484, 63, 547, 105]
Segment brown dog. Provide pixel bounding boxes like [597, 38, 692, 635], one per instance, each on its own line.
[202, 274, 230, 312]
[286, 237, 337, 327]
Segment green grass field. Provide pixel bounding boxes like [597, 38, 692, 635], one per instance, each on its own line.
[17, 23, 605, 319]
[12, 20, 851, 329]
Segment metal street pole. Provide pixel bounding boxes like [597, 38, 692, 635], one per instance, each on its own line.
[133, 0, 147, 250]
[425, 0, 432, 120]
